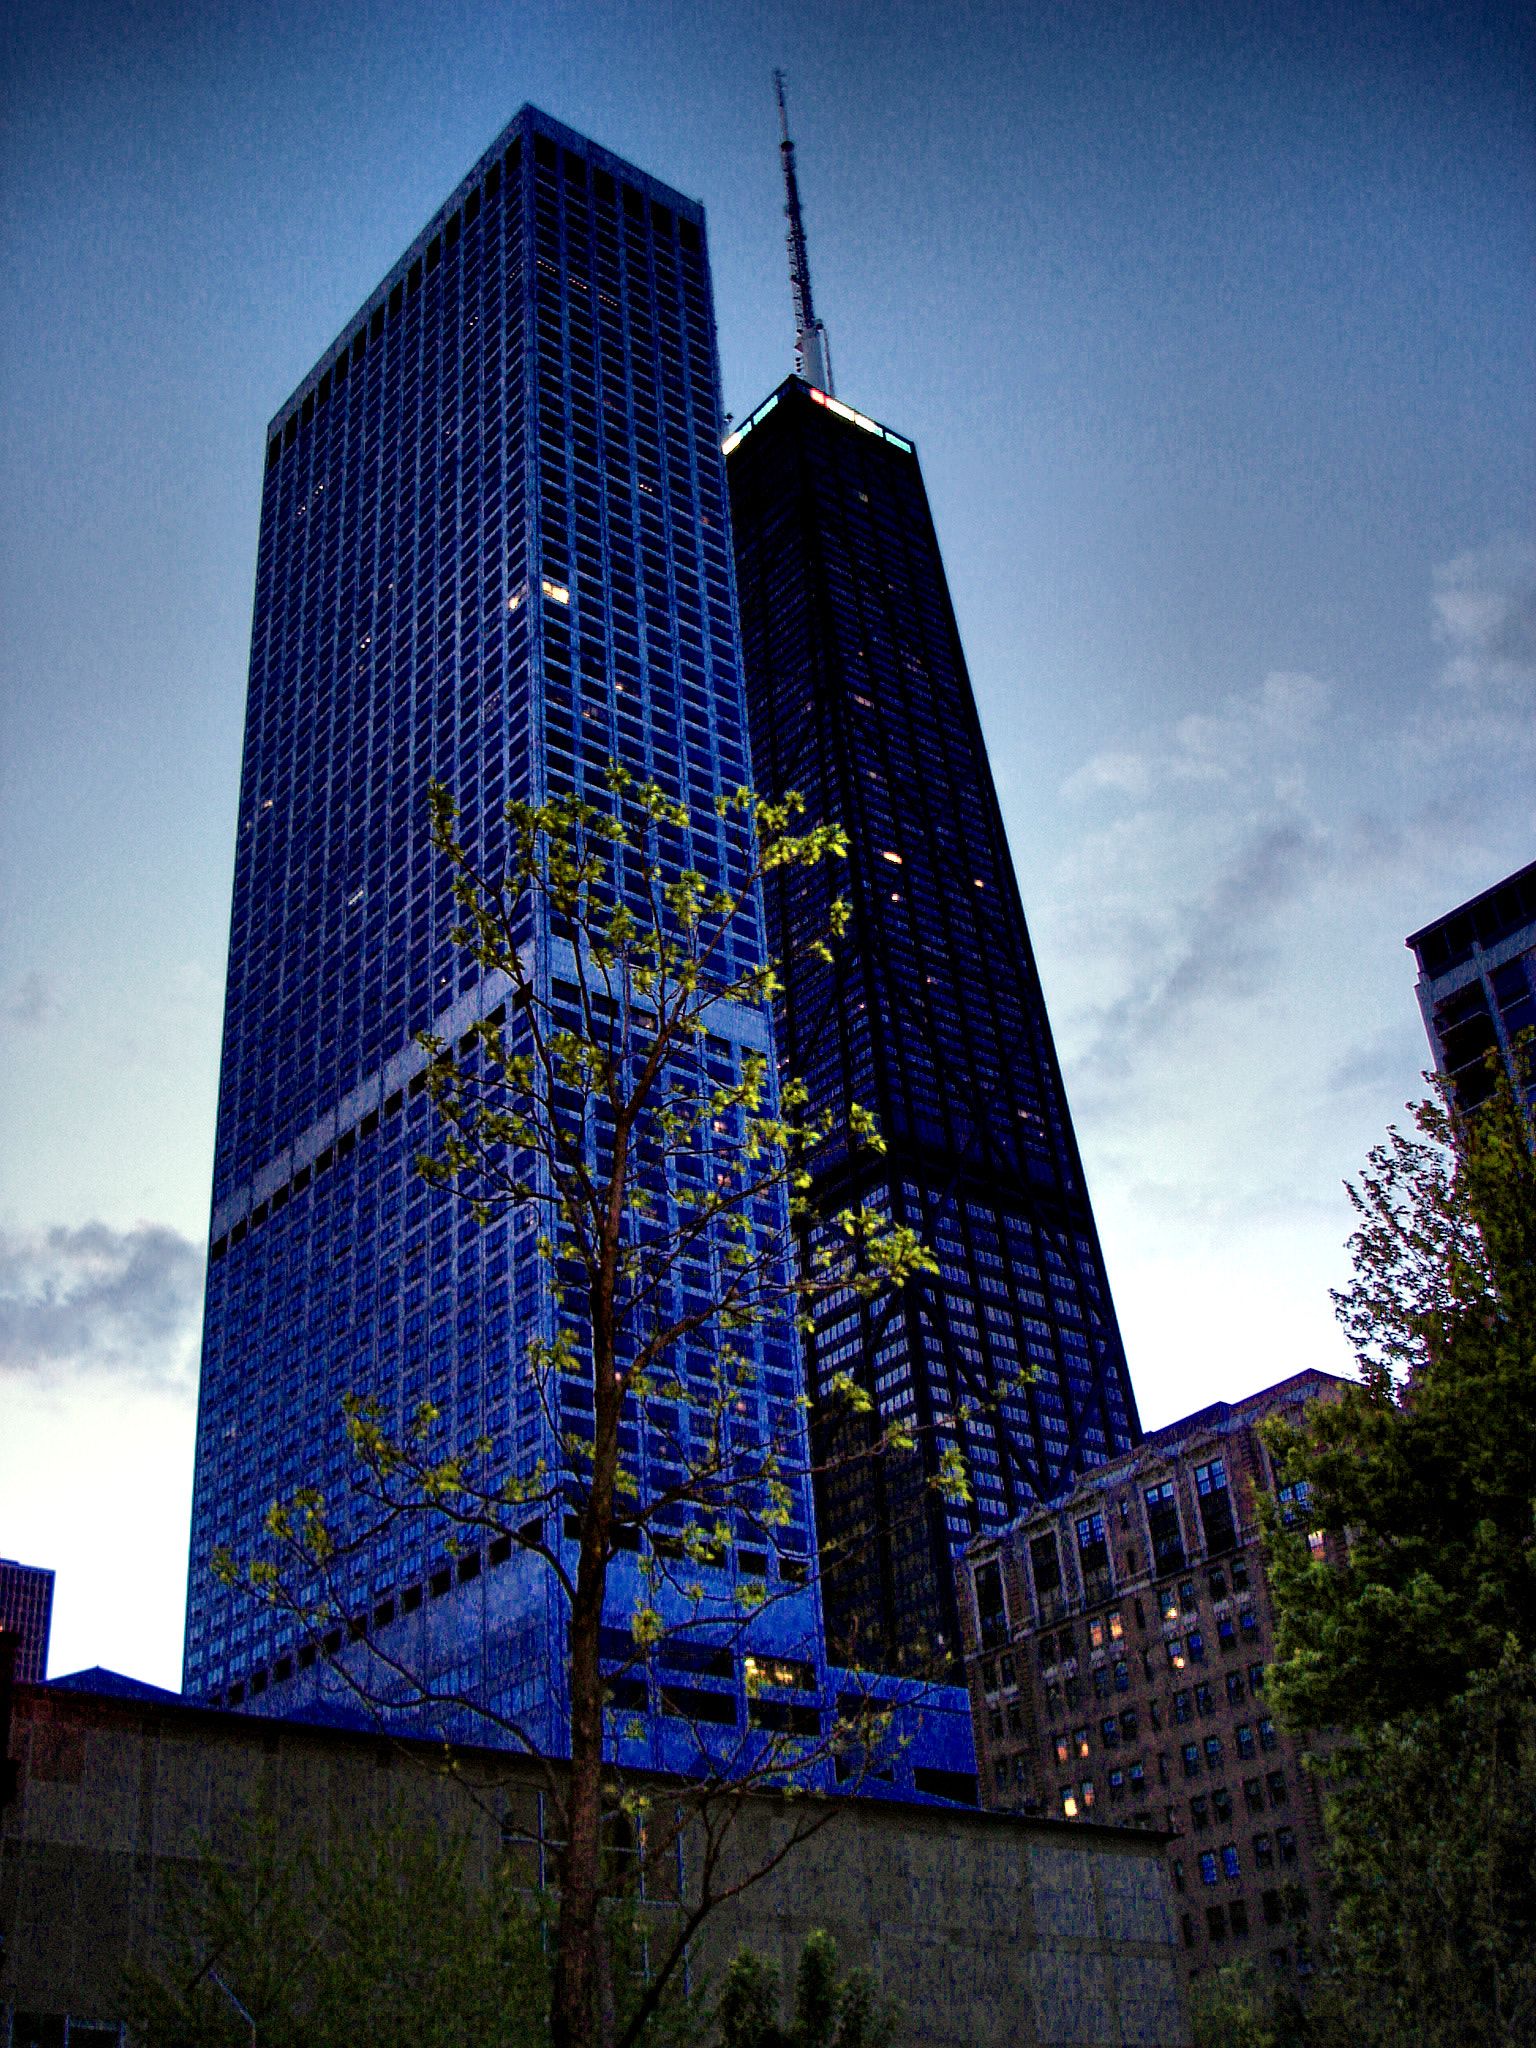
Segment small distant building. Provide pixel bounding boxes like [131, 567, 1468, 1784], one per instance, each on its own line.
[955, 1371, 1348, 1986]
[1407, 858, 1536, 1112]
[0, 1561, 54, 1687]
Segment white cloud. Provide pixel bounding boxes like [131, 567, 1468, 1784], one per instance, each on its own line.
[1060, 749, 1152, 803]
[1432, 535, 1536, 678]
[0, 1220, 202, 1680]
[1024, 544, 1535, 1427]
[1392, 536, 1536, 880]
[1050, 537, 1535, 1096]
[6, 969, 57, 1028]
[0, 1220, 204, 1390]
[1065, 667, 1331, 809]
[1050, 667, 1340, 1080]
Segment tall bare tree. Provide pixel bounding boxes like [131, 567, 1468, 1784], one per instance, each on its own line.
[220, 768, 973, 2048]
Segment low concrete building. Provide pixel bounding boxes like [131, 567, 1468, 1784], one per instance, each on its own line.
[956, 1371, 1346, 1987]
[1, 1672, 1189, 2046]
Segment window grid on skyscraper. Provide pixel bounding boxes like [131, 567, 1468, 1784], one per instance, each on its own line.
[183, 113, 821, 1755]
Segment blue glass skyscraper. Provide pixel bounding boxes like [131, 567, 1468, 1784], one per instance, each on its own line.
[181, 108, 833, 1765]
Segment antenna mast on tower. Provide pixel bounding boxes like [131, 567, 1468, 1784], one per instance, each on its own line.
[774, 69, 833, 395]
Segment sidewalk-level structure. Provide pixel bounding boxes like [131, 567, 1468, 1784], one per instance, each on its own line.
[0, 1669, 1188, 2046]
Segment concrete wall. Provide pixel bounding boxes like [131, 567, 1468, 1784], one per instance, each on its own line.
[1, 1683, 1189, 2046]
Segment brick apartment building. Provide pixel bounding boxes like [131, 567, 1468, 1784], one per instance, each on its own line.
[957, 1370, 1347, 1982]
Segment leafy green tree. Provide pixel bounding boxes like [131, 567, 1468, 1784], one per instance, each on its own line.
[219, 771, 974, 2048]
[1297, 1650, 1536, 2048]
[1261, 1059, 1536, 1729]
[716, 1929, 897, 2048]
[311, 1805, 551, 2048]
[1188, 1957, 1303, 2048]
[1257, 1056, 1536, 2045]
[715, 1950, 782, 2048]
[121, 1800, 549, 2048]
[121, 1797, 314, 2048]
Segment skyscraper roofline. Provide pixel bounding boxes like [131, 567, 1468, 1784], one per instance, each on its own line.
[968, 1367, 1355, 1534]
[267, 104, 709, 434]
[723, 376, 914, 461]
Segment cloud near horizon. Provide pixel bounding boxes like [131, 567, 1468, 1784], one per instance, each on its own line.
[7, 970, 58, 1029]
[1018, 536, 1534, 1312]
[1433, 534, 1536, 680]
[1050, 537, 1535, 1081]
[1047, 663, 1341, 1083]
[1415, 536, 1536, 792]
[0, 1221, 204, 1392]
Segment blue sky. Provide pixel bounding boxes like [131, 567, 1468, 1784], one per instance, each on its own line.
[2, 0, 1532, 1684]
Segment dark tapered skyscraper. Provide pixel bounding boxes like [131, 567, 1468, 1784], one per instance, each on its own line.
[727, 371, 1140, 1669]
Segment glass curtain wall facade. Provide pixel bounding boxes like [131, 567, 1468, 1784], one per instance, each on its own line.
[182, 111, 825, 1762]
[726, 379, 1140, 1673]
[1407, 858, 1536, 1115]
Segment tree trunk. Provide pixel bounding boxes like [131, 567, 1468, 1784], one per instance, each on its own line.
[553, 1287, 621, 2048]
[553, 1536, 605, 2048]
